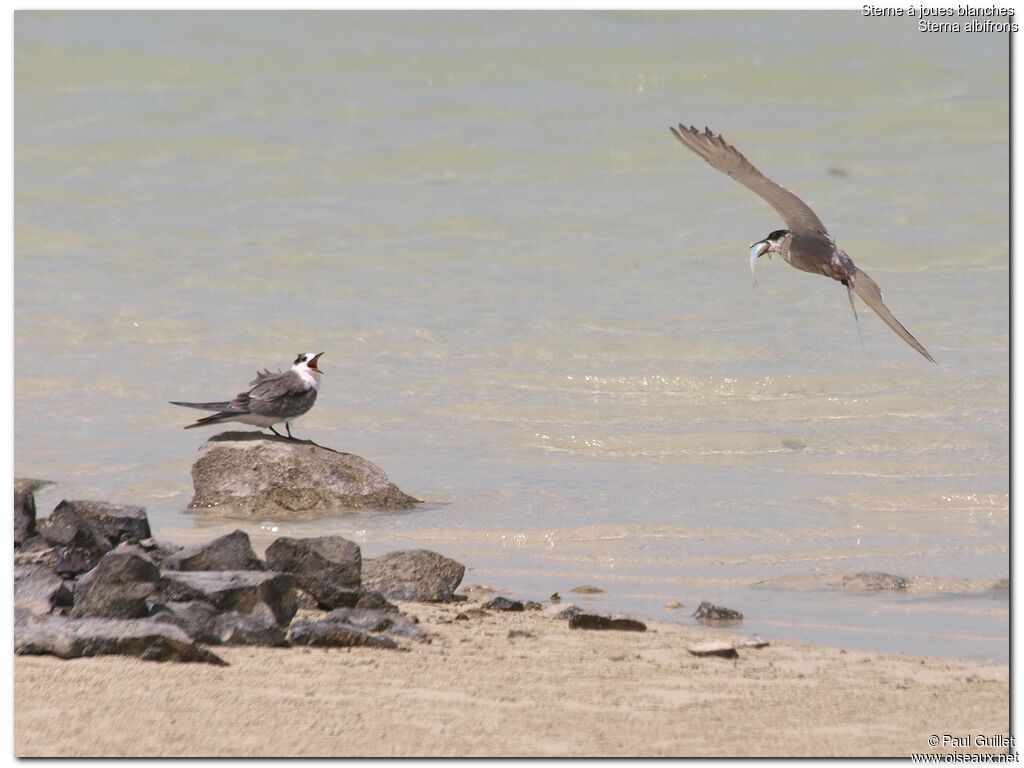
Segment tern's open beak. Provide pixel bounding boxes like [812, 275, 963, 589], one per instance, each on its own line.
[308, 353, 324, 373]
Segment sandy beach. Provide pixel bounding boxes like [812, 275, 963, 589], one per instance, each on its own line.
[15, 601, 1009, 757]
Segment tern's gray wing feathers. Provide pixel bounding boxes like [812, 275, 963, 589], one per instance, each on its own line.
[849, 268, 935, 363]
[242, 369, 317, 418]
[170, 400, 246, 413]
[671, 124, 830, 239]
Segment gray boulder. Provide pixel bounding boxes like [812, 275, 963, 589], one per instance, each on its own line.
[288, 617, 397, 649]
[214, 604, 289, 647]
[53, 500, 151, 546]
[71, 550, 161, 620]
[148, 600, 286, 646]
[158, 570, 297, 626]
[187, 431, 419, 519]
[265, 536, 361, 609]
[15, 612, 225, 665]
[163, 530, 265, 572]
[326, 607, 428, 642]
[13, 479, 52, 548]
[15, 565, 72, 615]
[361, 549, 465, 602]
[149, 600, 222, 642]
[37, 502, 112, 558]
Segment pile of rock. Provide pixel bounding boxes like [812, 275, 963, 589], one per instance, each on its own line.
[14, 482, 464, 666]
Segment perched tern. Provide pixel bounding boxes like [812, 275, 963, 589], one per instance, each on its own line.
[670, 124, 935, 363]
[171, 352, 324, 439]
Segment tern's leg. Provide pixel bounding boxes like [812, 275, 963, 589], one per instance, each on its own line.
[844, 282, 865, 350]
[269, 426, 283, 437]
[285, 423, 294, 440]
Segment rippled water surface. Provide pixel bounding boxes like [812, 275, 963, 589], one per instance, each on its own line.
[14, 11, 1008, 660]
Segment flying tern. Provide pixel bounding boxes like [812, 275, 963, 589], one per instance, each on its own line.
[670, 124, 935, 363]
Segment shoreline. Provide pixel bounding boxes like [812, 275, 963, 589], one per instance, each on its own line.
[15, 599, 1009, 757]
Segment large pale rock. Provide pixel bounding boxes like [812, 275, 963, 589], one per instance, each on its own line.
[265, 536, 361, 609]
[163, 530, 265, 572]
[186, 432, 419, 519]
[361, 549, 465, 603]
[15, 612, 226, 665]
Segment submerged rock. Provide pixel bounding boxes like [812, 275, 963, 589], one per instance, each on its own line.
[163, 530, 265, 572]
[187, 431, 419, 519]
[361, 549, 465, 602]
[15, 612, 226, 665]
[692, 601, 744, 622]
[840, 572, 909, 592]
[265, 536, 361, 609]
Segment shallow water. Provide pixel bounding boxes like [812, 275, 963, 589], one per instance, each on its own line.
[14, 11, 1008, 660]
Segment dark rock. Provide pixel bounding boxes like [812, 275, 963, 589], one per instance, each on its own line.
[37, 502, 112, 558]
[569, 614, 646, 632]
[14, 481, 45, 548]
[149, 600, 222, 643]
[214, 604, 288, 647]
[187, 431, 419, 519]
[361, 549, 465, 602]
[570, 585, 604, 595]
[523, 601, 543, 611]
[265, 536, 360, 608]
[71, 550, 161, 620]
[692, 601, 744, 622]
[15, 540, 108, 578]
[136, 538, 184, 565]
[841, 572, 909, 592]
[158, 570, 297, 626]
[688, 641, 740, 659]
[163, 530, 265, 572]
[288, 617, 397, 649]
[15, 612, 226, 665]
[455, 608, 489, 621]
[14, 565, 72, 615]
[326, 607, 428, 642]
[54, 500, 151, 546]
[548, 604, 583, 620]
[354, 590, 397, 612]
[482, 596, 524, 612]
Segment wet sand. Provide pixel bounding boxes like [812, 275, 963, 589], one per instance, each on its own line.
[14, 602, 1008, 757]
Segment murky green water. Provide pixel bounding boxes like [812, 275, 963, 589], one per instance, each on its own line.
[14, 11, 1008, 660]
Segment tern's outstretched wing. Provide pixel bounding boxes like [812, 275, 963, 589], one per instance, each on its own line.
[849, 268, 935, 363]
[671, 124, 830, 239]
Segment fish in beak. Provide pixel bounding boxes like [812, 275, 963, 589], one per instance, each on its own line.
[749, 240, 770, 285]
